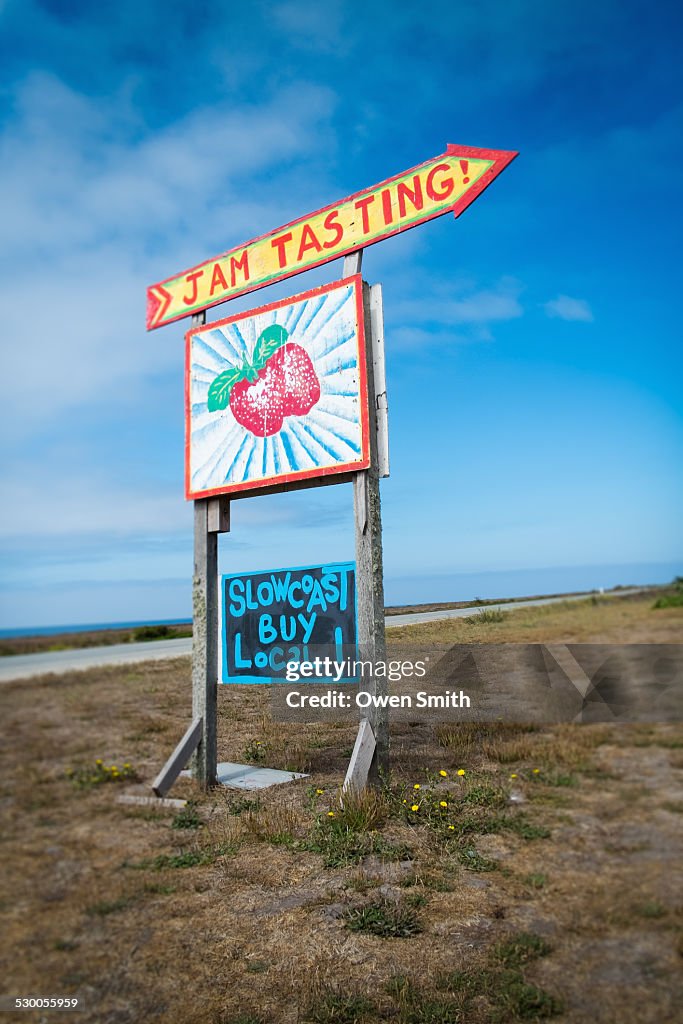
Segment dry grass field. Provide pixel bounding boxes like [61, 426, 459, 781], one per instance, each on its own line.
[1, 595, 681, 1024]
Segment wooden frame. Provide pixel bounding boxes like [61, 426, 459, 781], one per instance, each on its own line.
[220, 561, 358, 685]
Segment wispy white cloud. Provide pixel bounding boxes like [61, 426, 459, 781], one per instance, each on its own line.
[1, 72, 337, 260]
[272, 0, 349, 53]
[0, 73, 338, 444]
[386, 276, 524, 348]
[544, 295, 594, 322]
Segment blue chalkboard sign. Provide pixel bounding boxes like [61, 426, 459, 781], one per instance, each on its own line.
[221, 562, 357, 684]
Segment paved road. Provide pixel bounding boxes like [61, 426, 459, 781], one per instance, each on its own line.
[0, 589, 644, 683]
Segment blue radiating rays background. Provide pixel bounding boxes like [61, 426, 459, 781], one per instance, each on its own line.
[188, 282, 365, 493]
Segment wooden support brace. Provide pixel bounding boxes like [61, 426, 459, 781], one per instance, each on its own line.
[354, 472, 368, 536]
[343, 250, 363, 275]
[342, 719, 377, 794]
[369, 284, 389, 479]
[118, 794, 188, 810]
[207, 496, 230, 533]
[152, 716, 203, 797]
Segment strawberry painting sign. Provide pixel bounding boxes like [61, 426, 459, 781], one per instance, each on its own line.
[185, 276, 369, 498]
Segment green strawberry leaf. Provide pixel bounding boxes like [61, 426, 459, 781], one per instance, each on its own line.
[252, 324, 288, 371]
[207, 367, 242, 411]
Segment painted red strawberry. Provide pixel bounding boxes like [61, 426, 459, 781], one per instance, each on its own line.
[269, 342, 321, 416]
[228, 361, 284, 437]
[207, 325, 321, 438]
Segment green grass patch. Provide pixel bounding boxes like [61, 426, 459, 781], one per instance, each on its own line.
[438, 931, 562, 1021]
[452, 810, 550, 842]
[523, 872, 547, 890]
[244, 960, 269, 974]
[303, 817, 411, 868]
[142, 882, 177, 895]
[66, 759, 137, 787]
[387, 975, 462, 1023]
[495, 975, 564, 1020]
[343, 897, 422, 938]
[634, 900, 667, 919]
[652, 593, 683, 609]
[130, 842, 235, 870]
[493, 932, 553, 967]
[404, 891, 428, 908]
[227, 796, 261, 816]
[54, 940, 79, 952]
[242, 738, 268, 763]
[535, 770, 578, 787]
[502, 817, 551, 840]
[220, 1016, 268, 1024]
[462, 782, 510, 807]
[301, 990, 375, 1024]
[86, 897, 132, 916]
[171, 802, 203, 830]
[457, 847, 498, 872]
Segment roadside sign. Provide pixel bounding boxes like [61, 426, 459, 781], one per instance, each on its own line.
[221, 562, 357, 684]
[185, 276, 369, 499]
[147, 143, 517, 329]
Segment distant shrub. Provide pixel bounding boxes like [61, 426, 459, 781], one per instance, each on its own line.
[133, 625, 171, 641]
[465, 607, 507, 624]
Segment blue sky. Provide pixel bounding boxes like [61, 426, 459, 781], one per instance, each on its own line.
[0, 0, 681, 629]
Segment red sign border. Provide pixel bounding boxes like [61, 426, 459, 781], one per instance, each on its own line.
[184, 275, 370, 501]
[149, 144, 517, 330]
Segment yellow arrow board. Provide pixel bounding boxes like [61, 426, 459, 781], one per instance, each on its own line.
[147, 144, 517, 330]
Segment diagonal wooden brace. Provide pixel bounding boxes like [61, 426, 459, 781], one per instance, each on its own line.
[152, 716, 203, 797]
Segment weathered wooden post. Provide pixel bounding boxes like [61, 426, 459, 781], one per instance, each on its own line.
[344, 252, 390, 788]
[190, 309, 228, 790]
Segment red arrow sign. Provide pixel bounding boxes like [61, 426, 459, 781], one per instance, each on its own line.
[147, 143, 517, 330]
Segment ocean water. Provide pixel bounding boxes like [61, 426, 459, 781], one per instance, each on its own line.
[1, 561, 678, 639]
[383, 560, 680, 608]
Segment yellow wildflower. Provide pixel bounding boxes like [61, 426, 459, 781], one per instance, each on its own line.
[439, 770, 448, 778]
[327, 811, 335, 817]
[413, 783, 421, 790]
[95, 759, 103, 765]
[411, 804, 419, 812]
[457, 769, 466, 777]
[316, 788, 324, 795]
[510, 773, 518, 779]
[532, 768, 540, 774]
[448, 825, 455, 831]
[439, 800, 448, 808]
